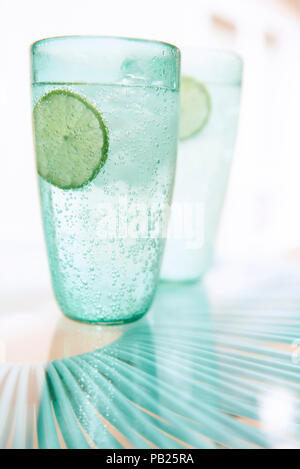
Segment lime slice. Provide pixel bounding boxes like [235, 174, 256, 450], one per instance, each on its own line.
[180, 76, 211, 141]
[33, 90, 109, 190]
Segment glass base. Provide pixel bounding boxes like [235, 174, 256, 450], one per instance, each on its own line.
[62, 309, 148, 326]
[53, 288, 155, 325]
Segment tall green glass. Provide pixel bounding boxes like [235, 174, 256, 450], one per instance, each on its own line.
[161, 48, 243, 282]
[32, 36, 180, 323]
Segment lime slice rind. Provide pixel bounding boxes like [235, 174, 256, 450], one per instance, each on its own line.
[33, 90, 109, 190]
[179, 76, 211, 141]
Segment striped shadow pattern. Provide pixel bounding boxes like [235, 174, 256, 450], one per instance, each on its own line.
[0, 270, 299, 449]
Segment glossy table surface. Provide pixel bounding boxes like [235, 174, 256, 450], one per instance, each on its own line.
[0, 258, 300, 449]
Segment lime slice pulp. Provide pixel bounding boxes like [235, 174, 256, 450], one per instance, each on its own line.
[180, 76, 211, 141]
[33, 90, 109, 190]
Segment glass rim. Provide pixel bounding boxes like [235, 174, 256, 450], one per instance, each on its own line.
[178, 45, 243, 85]
[31, 35, 180, 54]
[180, 45, 243, 64]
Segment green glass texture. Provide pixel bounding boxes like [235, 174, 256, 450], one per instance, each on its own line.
[161, 48, 243, 282]
[31, 36, 180, 323]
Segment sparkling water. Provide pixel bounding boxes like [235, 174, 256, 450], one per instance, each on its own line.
[161, 81, 241, 281]
[33, 83, 179, 322]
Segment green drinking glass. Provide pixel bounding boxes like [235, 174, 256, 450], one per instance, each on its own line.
[31, 36, 180, 323]
[161, 47, 243, 282]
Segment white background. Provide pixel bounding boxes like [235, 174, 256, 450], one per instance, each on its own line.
[1, 0, 300, 291]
